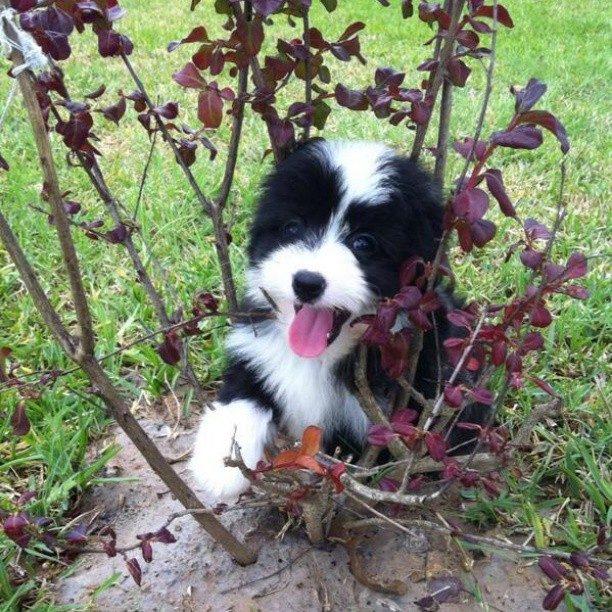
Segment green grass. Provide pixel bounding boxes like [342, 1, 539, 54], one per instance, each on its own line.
[0, 0, 610, 608]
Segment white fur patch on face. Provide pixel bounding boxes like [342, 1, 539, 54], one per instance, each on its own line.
[190, 400, 274, 503]
[316, 140, 396, 210]
[247, 237, 371, 315]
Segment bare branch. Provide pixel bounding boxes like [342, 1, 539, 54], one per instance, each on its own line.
[355, 345, 408, 460]
[9, 60, 95, 357]
[410, 0, 466, 161]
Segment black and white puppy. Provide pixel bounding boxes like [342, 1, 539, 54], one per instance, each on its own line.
[191, 140, 460, 502]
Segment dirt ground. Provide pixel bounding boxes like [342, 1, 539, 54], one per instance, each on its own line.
[52, 410, 552, 611]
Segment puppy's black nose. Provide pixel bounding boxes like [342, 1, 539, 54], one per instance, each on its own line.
[292, 270, 326, 303]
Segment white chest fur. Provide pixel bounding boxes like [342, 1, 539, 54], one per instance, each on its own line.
[227, 323, 369, 443]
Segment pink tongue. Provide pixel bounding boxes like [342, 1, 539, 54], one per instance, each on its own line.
[289, 305, 334, 358]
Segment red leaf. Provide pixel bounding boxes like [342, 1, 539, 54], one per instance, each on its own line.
[328, 463, 346, 492]
[167, 25, 209, 52]
[474, 4, 514, 28]
[395, 285, 422, 310]
[173, 62, 206, 89]
[338, 21, 365, 42]
[530, 376, 557, 397]
[153, 527, 177, 544]
[126, 558, 142, 586]
[518, 110, 569, 154]
[485, 169, 515, 217]
[2, 514, 30, 547]
[456, 30, 479, 49]
[531, 304, 552, 328]
[11, 403, 30, 436]
[425, 432, 447, 461]
[491, 340, 507, 366]
[447, 58, 471, 87]
[197, 89, 223, 128]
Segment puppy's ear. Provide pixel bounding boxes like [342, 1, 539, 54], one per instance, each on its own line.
[277, 136, 326, 163]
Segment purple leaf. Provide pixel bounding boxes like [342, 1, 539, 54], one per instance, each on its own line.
[141, 539, 153, 563]
[367, 424, 396, 447]
[153, 527, 177, 544]
[11, 403, 30, 436]
[453, 188, 489, 222]
[542, 584, 566, 610]
[66, 523, 88, 543]
[98, 29, 133, 57]
[564, 252, 587, 279]
[444, 384, 464, 408]
[453, 137, 487, 161]
[378, 477, 399, 492]
[491, 124, 543, 150]
[538, 556, 566, 581]
[104, 223, 127, 244]
[520, 249, 543, 270]
[518, 110, 569, 154]
[157, 332, 182, 366]
[524, 218, 551, 241]
[154, 102, 179, 120]
[2, 514, 30, 547]
[484, 169, 515, 217]
[512, 78, 547, 113]
[568, 552, 589, 568]
[334, 84, 368, 111]
[56, 112, 93, 150]
[425, 432, 447, 461]
[374, 67, 405, 88]
[395, 285, 422, 310]
[470, 219, 496, 247]
[253, 0, 285, 16]
[99, 96, 127, 125]
[471, 387, 494, 405]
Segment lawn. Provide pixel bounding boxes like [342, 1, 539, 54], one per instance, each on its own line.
[0, 0, 610, 608]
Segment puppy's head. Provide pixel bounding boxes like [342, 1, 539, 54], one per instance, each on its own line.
[246, 140, 442, 360]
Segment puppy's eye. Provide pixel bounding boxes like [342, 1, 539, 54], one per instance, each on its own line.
[282, 220, 305, 239]
[349, 233, 377, 255]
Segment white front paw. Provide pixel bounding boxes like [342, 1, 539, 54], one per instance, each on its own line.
[190, 400, 273, 504]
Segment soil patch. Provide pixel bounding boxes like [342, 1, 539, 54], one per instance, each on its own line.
[53, 415, 550, 611]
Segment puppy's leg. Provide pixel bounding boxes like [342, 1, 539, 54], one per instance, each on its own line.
[189, 399, 274, 503]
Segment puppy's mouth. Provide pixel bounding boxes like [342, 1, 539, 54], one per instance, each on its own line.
[288, 303, 351, 358]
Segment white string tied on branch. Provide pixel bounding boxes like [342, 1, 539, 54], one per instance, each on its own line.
[0, 7, 48, 75]
[0, 7, 48, 133]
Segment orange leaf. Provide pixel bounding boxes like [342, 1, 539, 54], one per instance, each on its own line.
[272, 448, 301, 468]
[300, 425, 322, 456]
[294, 455, 326, 475]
